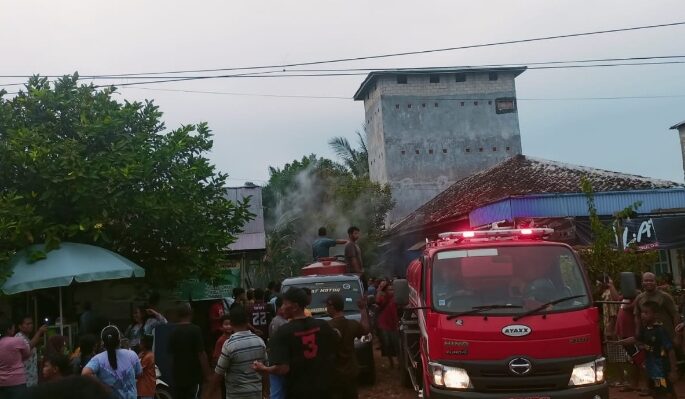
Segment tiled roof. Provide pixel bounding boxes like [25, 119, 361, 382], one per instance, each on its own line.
[391, 154, 681, 234]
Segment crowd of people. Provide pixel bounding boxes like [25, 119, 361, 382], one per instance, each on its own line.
[0, 224, 402, 399]
[601, 271, 685, 399]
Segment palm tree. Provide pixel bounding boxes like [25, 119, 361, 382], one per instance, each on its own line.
[328, 131, 369, 178]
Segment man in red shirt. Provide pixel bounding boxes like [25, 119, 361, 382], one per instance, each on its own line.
[208, 299, 226, 345]
[376, 280, 399, 368]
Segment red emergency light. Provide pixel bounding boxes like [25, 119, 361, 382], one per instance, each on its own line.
[438, 228, 554, 240]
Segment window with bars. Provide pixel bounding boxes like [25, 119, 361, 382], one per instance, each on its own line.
[653, 250, 671, 276]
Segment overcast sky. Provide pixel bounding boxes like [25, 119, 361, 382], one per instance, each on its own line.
[2, 0, 685, 185]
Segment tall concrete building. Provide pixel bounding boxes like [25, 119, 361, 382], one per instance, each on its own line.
[353, 67, 527, 225]
[671, 119, 685, 181]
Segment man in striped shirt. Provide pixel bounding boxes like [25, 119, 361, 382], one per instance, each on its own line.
[203, 306, 267, 399]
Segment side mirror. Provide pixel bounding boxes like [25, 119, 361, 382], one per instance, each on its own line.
[620, 272, 638, 299]
[393, 279, 409, 306]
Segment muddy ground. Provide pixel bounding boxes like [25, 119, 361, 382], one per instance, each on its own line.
[358, 347, 685, 399]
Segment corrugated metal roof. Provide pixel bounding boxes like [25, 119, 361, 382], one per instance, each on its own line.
[391, 155, 682, 234]
[353, 66, 527, 101]
[469, 189, 685, 227]
[225, 186, 265, 250]
[228, 232, 266, 251]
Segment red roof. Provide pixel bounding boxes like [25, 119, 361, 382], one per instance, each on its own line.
[391, 155, 681, 234]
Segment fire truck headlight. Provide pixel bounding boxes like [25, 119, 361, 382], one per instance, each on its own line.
[429, 363, 471, 389]
[569, 357, 605, 386]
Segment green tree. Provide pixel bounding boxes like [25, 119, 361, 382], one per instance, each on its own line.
[328, 131, 369, 178]
[0, 75, 253, 285]
[262, 152, 392, 281]
[579, 177, 656, 285]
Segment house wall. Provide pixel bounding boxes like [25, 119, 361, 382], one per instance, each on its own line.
[363, 71, 523, 224]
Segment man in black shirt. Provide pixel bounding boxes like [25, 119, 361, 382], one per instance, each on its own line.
[253, 287, 339, 399]
[167, 302, 209, 399]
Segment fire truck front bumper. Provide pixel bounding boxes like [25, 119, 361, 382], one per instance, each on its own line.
[428, 382, 608, 399]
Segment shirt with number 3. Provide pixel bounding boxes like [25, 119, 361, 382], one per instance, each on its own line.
[268, 317, 338, 398]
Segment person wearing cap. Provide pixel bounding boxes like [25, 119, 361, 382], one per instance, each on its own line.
[326, 294, 369, 399]
[252, 287, 339, 399]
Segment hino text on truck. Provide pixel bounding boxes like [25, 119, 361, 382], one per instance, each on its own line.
[393, 227, 607, 399]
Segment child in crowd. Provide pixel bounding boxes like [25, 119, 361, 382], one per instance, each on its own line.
[212, 314, 232, 366]
[42, 353, 71, 382]
[620, 301, 678, 399]
[137, 334, 156, 399]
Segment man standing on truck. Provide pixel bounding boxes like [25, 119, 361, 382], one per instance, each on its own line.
[326, 294, 370, 399]
[344, 226, 363, 274]
[252, 287, 339, 399]
[312, 227, 347, 260]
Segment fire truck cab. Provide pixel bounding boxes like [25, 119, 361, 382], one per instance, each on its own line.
[393, 228, 607, 399]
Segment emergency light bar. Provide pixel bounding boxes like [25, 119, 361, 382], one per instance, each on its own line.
[438, 228, 554, 240]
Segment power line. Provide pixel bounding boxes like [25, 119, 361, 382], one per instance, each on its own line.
[123, 87, 685, 102]
[130, 87, 349, 99]
[2, 19, 683, 87]
[85, 60, 685, 89]
[3, 54, 685, 86]
[88, 20, 685, 77]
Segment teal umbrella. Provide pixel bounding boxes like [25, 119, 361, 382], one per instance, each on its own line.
[2, 242, 145, 334]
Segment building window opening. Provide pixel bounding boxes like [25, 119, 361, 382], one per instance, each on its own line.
[408, 104, 412, 108]
[429, 149, 434, 154]
[442, 149, 447, 154]
[479, 148, 483, 152]
[429, 75, 440, 83]
[401, 150, 406, 155]
[489, 72, 498, 81]
[395, 104, 400, 109]
[465, 148, 471, 153]
[506, 146, 511, 151]
[434, 103, 439, 107]
[653, 250, 670, 276]
[422, 103, 426, 108]
[460, 102, 465, 107]
[455, 73, 466, 82]
[492, 147, 497, 151]
[488, 100, 492, 105]
[474, 101, 478, 106]
[415, 150, 420, 154]
[496, 98, 517, 114]
[397, 75, 408, 84]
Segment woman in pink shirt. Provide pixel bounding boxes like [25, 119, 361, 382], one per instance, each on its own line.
[0, 318, 31, 398]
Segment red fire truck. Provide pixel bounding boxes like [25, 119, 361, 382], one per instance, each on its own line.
[393, 228, 607, 399]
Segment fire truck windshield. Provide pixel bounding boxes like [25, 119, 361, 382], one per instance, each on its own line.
[431, 245, 590, 315]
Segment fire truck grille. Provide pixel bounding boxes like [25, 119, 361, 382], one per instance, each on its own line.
[480, 368, 561, 378]
[466, 364, 573, 392]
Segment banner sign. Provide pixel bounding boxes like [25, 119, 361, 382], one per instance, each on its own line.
[621, 216, 685, 250]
